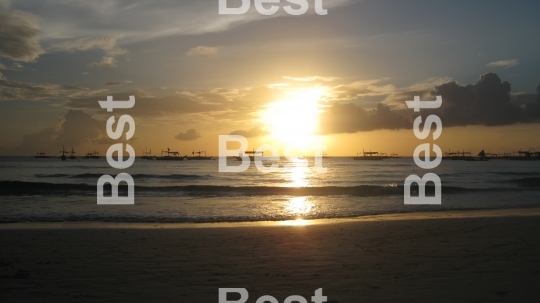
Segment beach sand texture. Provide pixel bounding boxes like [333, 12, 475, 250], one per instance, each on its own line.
[1, 208, 540, 302]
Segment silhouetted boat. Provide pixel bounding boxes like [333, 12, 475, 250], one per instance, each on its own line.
[353, 150, 385, 160]
[141, 148, 154, 160]
[499, 149, 540, 160]
[187, 150, 213, 160]
[155, 148, 186, 160]
[85, 150, 100, 159]
[464, 150, 489, 161]
[69, 147, 76, 160]
[60, 146, 67, 161]
[34, 152, 49, 159]
[388, 152, 400, 159]
[234, 148, 264, 161]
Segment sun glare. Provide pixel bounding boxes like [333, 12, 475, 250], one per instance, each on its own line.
[263, 87, 325, 150]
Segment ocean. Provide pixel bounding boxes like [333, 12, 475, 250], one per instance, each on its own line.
[0, 156, 539, 223]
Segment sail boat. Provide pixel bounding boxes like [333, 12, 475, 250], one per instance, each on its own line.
[353, 149, 384, 160]
[60, 146, 67, 161]
[69, 147, 76, 160]
[155, 148, 186, 161]
[234, 148, 264, 161]
[187, 150, 213, 160]
[141, 148, 154, 160]
[464, 149, 489, 161]
[34, 152, 49, 159]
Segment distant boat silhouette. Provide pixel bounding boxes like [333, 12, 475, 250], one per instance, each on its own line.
[85, 150, 100, 159]
[34, 152, 49, 159]
[464, 149, 489, 161]
[60, 146, 67, 161]
[141, 148, 154, 160]
[187, 150, 213, 160]
[353, 149, 384, 160]
[155, 148, 186, 161]
[69, 147, 76, 160]
[234, 148, 264, 161]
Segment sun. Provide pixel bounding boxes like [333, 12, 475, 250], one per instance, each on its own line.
[262, 87, 325, 150]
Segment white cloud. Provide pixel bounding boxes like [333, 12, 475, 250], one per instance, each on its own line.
[283, 76, 338, 82]
[50, 36, 128, 69]
[186, 46, 218, 57]
[487, 59, 519, 68]
[88, 56, 118, 69]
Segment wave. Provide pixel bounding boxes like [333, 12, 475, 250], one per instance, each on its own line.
[35, 173, 212, 180]
[498, 177, 540, 187]
[0, 181, 530, 197]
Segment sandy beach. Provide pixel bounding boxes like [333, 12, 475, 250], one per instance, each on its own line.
[1, 208, 540, 302]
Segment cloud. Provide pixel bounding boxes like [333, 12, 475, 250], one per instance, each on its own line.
[186, 46, 218, 57]
[230, 126, 268, 138]
[318, 103, 411, 134]
[331, 78, 395, 102]
[16, 0, 353, 43]
[431, 73, 540, 126]
[88, 56, 118, 69]
[5, 109, 107, 155]
[50, 36, 128, 69]
[283, 76, 338, 82]
[0, 72, 106, 100]
[105, 80, 132, 86]
[318, 73, 540, 134]
[0, 5, 44, 62]
[487, 59, 519, 68]
[175, 129, 201, 141]
[0, 62, 24, 70]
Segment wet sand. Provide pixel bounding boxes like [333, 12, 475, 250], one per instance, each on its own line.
[1, 208, 540, 302]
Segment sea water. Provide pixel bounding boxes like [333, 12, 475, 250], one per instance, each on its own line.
[0, 156, 539, 222]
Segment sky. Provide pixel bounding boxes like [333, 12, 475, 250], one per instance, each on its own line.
[1, 0, 539, 156]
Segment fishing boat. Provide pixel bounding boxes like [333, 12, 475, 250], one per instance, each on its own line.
[69, 147, 76, 160]
[186, 150, 213, 160]
[60, 146, 67, 161]
[500, 149, 540, 160]
[353, 150, 385, 160]
[234, 149, 264, 161]
[464, 150, 489, 161]
[155, 148, 186, 161]
[85, 150, 100, 159]
[141, 148, 154, 160]
[34, 152, 49, 159]
[388, 152, 400, 159]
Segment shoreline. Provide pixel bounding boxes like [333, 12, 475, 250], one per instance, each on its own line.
[2, 206, 540, 229]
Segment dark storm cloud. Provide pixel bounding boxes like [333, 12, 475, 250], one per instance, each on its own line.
[432, 73, 540, 126]
[174, 129, 201, 141]
[319, 73, 540, 134]
[318, 103, 411, 134]
[230, 126, 268, 138]
[0, 5, 44, 62]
